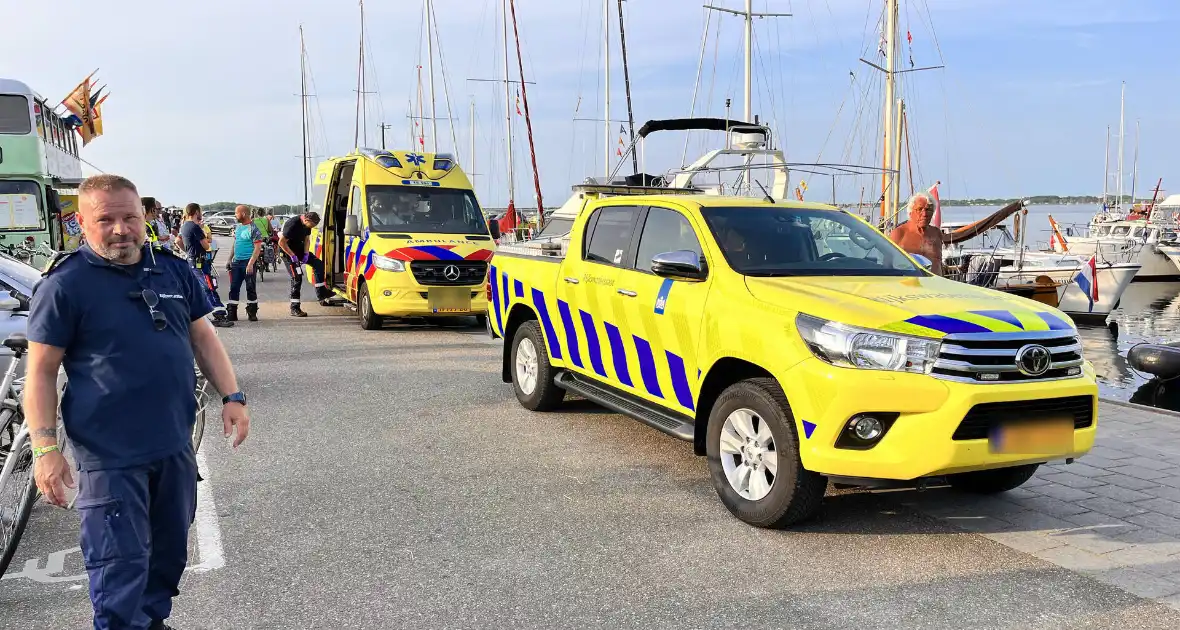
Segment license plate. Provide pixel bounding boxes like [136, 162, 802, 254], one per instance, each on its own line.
[989, 417, 1074, 455]
[428, 287, 471, 313]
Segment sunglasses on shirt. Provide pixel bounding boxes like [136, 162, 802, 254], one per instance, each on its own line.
[129, 288, 168, 331]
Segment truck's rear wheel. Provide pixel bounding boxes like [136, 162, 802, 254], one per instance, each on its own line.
[947, 464, 1039, 494]
[511, 321, 564, 411]
[706, 378, 826, 528]
[359, 283, 383, 330]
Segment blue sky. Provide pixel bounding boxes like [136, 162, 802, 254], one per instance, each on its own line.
[3, 0, 1176, 207]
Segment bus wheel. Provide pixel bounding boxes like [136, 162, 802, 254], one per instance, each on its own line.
[359, 282, 383, 330]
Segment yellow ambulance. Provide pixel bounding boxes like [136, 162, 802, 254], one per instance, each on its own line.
[308, 149, 496, 329]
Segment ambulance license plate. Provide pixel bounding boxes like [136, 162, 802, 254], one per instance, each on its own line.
[429, 287, 471, 313]
[989, 416, 1074, 454]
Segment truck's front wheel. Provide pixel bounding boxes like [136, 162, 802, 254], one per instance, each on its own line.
[706, 378, 827, 528]
[359, 283, 383, 330]
[511, 321, 564, 411]
[947, 464, 1040, 494]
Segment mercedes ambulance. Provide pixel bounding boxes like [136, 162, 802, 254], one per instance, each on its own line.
[308, 149, 496, 329]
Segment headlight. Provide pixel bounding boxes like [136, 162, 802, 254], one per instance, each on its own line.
[371, 254, 406, 272]
[795, 313, 940, 374]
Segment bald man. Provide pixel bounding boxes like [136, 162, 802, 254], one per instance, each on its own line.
[889, 194, 943, 275]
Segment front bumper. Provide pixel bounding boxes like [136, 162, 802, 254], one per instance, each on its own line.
[782, 357, 1099, 480]
[363, 273, 488, 317]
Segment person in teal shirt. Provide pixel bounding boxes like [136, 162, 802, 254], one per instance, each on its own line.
[226, 205, 263, 321]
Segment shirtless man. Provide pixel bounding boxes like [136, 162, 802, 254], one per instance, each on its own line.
[889, 194, 943, 275]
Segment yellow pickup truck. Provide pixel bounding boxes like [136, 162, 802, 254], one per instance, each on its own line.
[489, 189, 1097, 527]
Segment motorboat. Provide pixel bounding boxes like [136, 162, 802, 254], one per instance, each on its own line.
[1058, 193, 1180, 282]
[943, 222, 1140, 322]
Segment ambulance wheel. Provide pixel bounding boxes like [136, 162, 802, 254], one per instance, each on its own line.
[511, 321, 564, 411]
[358, 283, 383, 330]
[706, 378, 827, 528]
[947, 464, 1039, 494]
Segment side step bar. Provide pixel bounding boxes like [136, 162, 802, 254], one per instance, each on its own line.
[555, 372, 695, 442]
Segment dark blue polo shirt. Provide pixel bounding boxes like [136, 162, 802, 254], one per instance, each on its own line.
[27, 244, 214, 470]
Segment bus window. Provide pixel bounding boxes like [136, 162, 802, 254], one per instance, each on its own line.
[0, 95, 32, 135]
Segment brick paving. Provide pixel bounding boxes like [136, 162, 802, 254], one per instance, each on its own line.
[900, 399, 1180, 611]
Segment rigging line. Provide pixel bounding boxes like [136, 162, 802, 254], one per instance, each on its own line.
[774, 2, 790, 153]
[701, 14, 723, 159]
[304, 45, 332, 157]
[815, 72, 855, 163]
[363, 29, 385, 138]
[431, 0, 461, 161]
[682, 6, 713, 167]
[917, 0, 946, 66]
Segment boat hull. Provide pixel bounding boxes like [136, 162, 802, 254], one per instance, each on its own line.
[1063, 238, 1180, 281]
[998, 263, 1140, 320]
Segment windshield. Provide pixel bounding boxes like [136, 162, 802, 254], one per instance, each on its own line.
[366, 185, 488, 235]
[535, 217, 574, 238]
[700, 206, 924, 277]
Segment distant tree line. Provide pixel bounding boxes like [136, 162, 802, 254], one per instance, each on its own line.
[195, 202, 308, 214]
[939, 194, 1145, 207]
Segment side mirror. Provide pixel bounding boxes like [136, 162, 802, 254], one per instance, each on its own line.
[47, 188, 62, 215]
[344, 215, 361, 237]
[911, 253, 934, 270]
[487, 219, 502, 240]
[651, 250, 707, 281]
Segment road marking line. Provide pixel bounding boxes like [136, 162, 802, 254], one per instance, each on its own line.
[189, 450, 225, 573]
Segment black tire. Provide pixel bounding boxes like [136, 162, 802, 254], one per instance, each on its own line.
[192, 400, 206, 454]
[258, 266, 265, 283]
[0, 437, 38, 578]
[359, 282, 383, 330]
[474, 314, 488, 329]
[706, 378, 827, 528]
[947, 464, 1039, 494]
[510, 321, 564, 411]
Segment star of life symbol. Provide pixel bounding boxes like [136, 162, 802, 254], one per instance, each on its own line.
[406, 153, 425, 166]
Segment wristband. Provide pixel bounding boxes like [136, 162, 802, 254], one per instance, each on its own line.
[33, 444, 60, 458]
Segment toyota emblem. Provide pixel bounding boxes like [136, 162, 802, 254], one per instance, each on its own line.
[1015, 344, 1053, 376]
[443, 264, 461, 281]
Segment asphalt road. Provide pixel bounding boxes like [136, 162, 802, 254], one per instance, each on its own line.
[3, 259, 1180, 629]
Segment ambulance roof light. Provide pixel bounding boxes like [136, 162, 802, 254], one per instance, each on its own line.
[433, 153, 455, 172]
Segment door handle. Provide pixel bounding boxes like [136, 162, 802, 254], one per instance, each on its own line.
[617, 289, 637, 297]
[564, 277, 580, 284]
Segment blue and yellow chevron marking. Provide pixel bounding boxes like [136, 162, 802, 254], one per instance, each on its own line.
[514, 279, 524, 298]
[604, 322, 633, 387]
[532, 288, 563, 360]
[890, 309, 1076, 338]
[557, 300, 583, 368]
[579, 310, 608, 378]
[666, 351, 695, 411]
[632, 335, 665, 399]
[490, 264, 504, 335]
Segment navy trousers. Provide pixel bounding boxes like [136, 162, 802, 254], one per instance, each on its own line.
[77, 449, 198, 630]
[227, 259, 257, 305]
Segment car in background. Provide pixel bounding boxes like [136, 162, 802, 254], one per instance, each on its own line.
[0, 252, 40, 355]
[205, 215, 237, 236]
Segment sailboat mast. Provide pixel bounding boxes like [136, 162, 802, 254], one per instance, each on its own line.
[470, 99, 476, 195]
[744, 0, 753, 123]
[891, 99, 904, 219]
[882, 0, 898, 223]
[1132, 119, 1139, 206]
[501, 0, 515, 203]
[300, 25, 310, 212]
[509, 0, 544, 224]
[603, 0, 611, 178]
[1102, 125, 1110, 208]
[354, 0, 366, 148]
[1117, 81, 1125, 209]
[426, 0, 438, 153]
[617, 0, 638, 175]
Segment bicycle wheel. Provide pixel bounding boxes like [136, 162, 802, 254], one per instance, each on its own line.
[0, 429, 37, 577]
[192, 372, 208, 453]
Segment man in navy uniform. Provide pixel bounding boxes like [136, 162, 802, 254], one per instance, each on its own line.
[24, 174, 251, 630]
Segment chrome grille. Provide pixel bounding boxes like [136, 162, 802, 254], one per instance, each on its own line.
[931, 331, 1084, 383]
[409, 261, 488, 286]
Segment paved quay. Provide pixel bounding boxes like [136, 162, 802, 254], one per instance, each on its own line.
[3, 272, 1180, 628]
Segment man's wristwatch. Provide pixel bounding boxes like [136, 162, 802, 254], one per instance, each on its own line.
[223, 392, 247, 406]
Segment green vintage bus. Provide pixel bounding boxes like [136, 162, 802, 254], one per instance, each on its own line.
[0, 78, 84, 268]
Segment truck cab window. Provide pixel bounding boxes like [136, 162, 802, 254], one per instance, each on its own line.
[634, 207, 702, 273]
[583, 206, 637, 266]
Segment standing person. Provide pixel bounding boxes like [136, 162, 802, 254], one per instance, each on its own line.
[142, 198, 173, 249]
[888, 193, 944, 276]
[179, 203, 233, 328]
[277, 211, 331, 317]
[24, 174, 250, 630]
[226, 205, 263, 322]
[252, 208, 272, 239]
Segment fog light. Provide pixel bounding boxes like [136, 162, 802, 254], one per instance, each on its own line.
[1067, 366, 1081, 376]
[383, 290, 393, 297]
[850, 415, 883, 441]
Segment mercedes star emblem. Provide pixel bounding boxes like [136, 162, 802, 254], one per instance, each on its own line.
[443, 264, 461, 281]
[1015, 344, 1053, 377]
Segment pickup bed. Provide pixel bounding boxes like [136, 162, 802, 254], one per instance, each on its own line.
[488, 192, 1098, 527]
